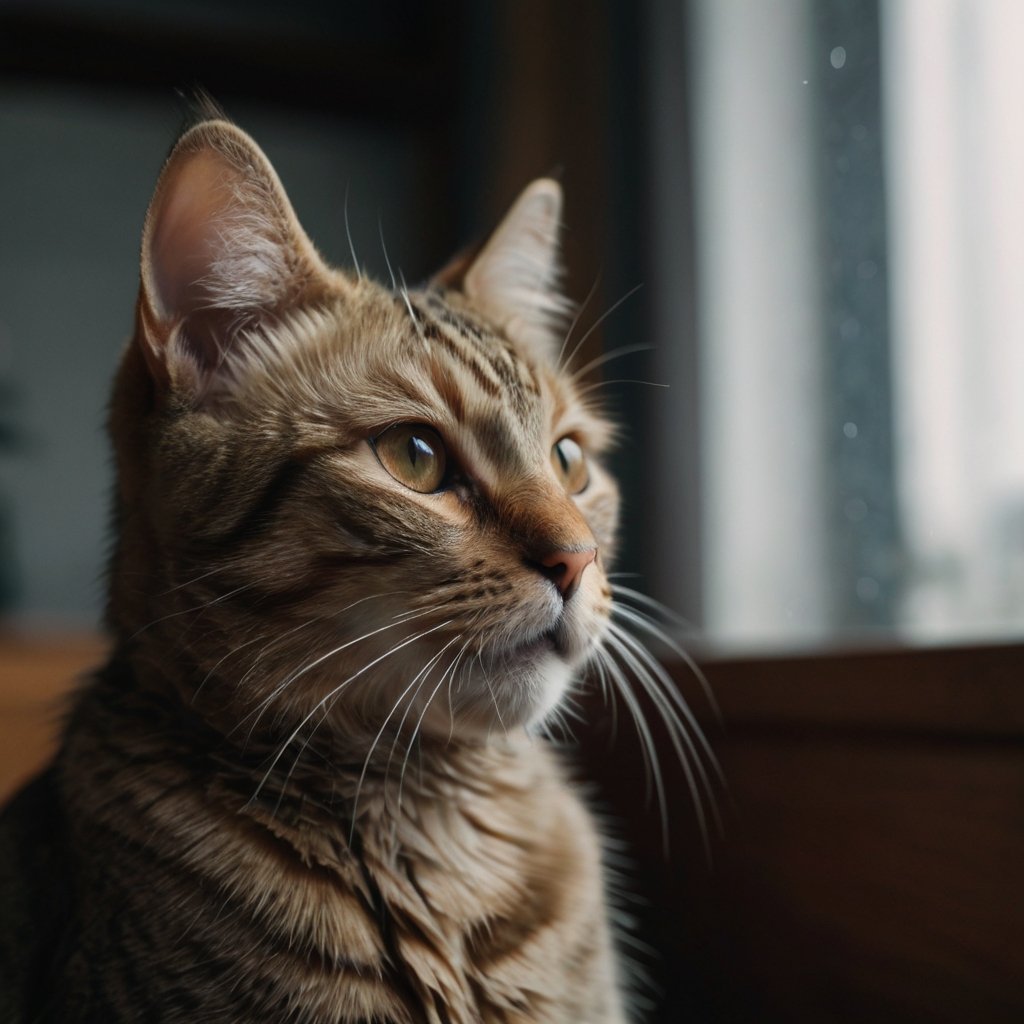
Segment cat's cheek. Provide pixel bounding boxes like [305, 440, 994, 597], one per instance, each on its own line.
[575, 470, 620, 556]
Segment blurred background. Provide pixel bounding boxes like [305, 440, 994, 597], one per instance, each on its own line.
[2, 1, 1024, 1021]
[3, 0, 1024, 651]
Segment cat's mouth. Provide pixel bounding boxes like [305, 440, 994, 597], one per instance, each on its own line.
[517, 627, 561, 659]
[487, 622, 575, 669]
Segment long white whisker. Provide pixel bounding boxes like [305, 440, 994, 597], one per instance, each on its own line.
[561, 281, 643, 372]
[249, 618, 453, 802]
[384, 635, 461, 786]
[343, 182, 362, 277]
[128, 580, 259, 641]
[604, 630, 709, 858]
[235, 603, 441, 738]
[378, 215, 397, 290]
[604, 627, 720, 860]
[574, 378, 669, 399]
[609, 583, 690, 627]
[611, 600, 721, 723]
[606, 620, 725, 793]
[557, 270, 602, 370]
[478, 654, 507, 738]
[595, 645, 669, 852]
[233, 618, 329, 715]
[191, 630, 270, 705]
[570, 343, 653, 383]
[350, 634, 463, 834]
[396, 636, 473, 808]
[589, 648, 619, 742]
[158, 564, 227, 596]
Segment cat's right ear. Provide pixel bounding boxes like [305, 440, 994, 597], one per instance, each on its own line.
[136, 120, 339, 395]
[447, 179, 571, 363]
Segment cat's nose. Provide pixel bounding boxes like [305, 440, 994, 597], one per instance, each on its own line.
[537, 547, 597, 602]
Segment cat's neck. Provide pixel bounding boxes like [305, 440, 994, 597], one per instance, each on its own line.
[64, 649, 546, 839]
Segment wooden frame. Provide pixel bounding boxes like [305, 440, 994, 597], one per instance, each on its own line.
[580, 643, 1024, 1022]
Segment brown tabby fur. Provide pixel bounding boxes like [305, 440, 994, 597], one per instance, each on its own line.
[0, 120, 630, 1022]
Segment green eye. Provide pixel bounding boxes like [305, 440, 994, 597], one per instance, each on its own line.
[372, 424, 447, 493]
[551, 436, 589, 494]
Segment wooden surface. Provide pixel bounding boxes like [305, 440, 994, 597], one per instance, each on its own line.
[579, 642, 1024, 1023]
[0, 631, 106, 802]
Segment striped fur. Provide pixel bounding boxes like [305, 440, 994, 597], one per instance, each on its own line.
[0, 121, 631, 1022]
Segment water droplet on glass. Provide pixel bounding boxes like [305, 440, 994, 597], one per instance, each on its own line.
[830, 46, 847, 69]
[843, 422, 859, 439]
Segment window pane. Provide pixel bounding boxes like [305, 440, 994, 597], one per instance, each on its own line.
[660, 0, 1024, 647]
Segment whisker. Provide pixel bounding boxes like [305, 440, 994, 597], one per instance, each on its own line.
[604, 625, 722, 861]
[382, 616, 480, 785]
[378, 215, 397, 290]
[343, 182, 362, 278]
[236, 603, 445, 741]
[398, 271, 429, 351]
[158, 564, 228, 596]
[396, 636, 473, 809]
[191, 630, 270, 705]
[610, 582, 697, 632]
[594, 645, 669, 851]
[574, 378, 669, 399]
[350, 634, 463, 835]
[589, 650, 619, 743]
[127, 579, 260, 641]
[556, 270, 602, 370]
[606, 620, 725, 792]
[570, 343, 653, 383]
[561, 281, 644, 373]
[252, 617, 454, 804]
[603, 630, 710, 860]
[611, 598, 721, 723]
[478, 655, 507, 739]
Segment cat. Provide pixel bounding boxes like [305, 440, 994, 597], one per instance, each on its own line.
[0, 117, 691, 1022]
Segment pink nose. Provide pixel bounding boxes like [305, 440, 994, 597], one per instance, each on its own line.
[538, 547, 597, 601]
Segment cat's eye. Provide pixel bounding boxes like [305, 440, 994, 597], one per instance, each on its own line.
[371, 424, 448, 493]
[551, 436, 589, 494]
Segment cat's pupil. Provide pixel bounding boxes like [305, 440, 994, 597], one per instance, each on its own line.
[556, 444, 570, 474]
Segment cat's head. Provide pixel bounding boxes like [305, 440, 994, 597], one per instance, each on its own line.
[109, 120, 619, 742]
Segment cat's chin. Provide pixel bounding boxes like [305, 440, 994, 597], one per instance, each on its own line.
[403, 604, 610, 740]
[431, 653, 574, 740]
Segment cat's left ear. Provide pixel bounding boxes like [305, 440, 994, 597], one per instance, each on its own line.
[442, 179, 570, 362]
[136, 119, 342, 395]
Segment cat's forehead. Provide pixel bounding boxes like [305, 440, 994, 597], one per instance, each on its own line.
[339, 281, 563, 449]
[248, 277, 606, 473]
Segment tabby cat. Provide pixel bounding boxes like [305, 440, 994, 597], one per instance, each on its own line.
[0, 119, 647, 1022]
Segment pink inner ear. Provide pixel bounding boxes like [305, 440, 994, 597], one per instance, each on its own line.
[147, 149, 234, 323]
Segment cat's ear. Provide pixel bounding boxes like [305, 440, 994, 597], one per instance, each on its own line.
[136, 120, 338, 392]
[455, 179, 571, 361]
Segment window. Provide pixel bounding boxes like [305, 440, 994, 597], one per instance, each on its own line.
[647, 0, 1024, 649]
